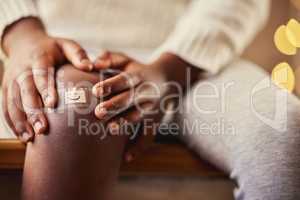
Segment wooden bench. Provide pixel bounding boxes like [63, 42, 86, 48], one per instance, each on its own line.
[0, 139, 224, 177]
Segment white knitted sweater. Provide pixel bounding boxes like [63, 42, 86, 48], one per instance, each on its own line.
[0, 0, 270, 74]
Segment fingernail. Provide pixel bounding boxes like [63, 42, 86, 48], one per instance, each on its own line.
[20, 132, 32, 143]
[88, 63, 93, 71]
[92, 86, 104, 97]
[105, 86, 112, 96]
[95, 59, 110, 68]
[33, 121, 44, 134]
[96, 107, 107, 118]
[81, 59, 93, 71]
[108, 122, 120, 136]
[126, 154, 134, 163]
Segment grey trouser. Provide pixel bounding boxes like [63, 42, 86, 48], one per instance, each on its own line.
[179, 59, 300, 200]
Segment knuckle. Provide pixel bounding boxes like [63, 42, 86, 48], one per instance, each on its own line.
[35, 79, 48, 89]
[75, 48, 86, 58]
[123, 72, 141, 88]
[32, 68, 48, 77]
[15, 70, 33, 84]
[34, 77, 49, 91]
[110, 101, 123, 112]
[32, 65, 52, 75]
[120, 72, 131, 80]
[20, 85, 36, 96]
[33, 69, 55, 84]
[27, 113, 39, 124]
[31, 49, 49, 60]
[38, 85, 50, 98]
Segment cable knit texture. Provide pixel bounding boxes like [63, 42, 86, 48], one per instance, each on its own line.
[0, 0, 270, 74]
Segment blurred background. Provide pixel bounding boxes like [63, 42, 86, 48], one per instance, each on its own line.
[0, 0, 298, 200]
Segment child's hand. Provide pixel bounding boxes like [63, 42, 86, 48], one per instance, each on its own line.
[2, 18, 92, 142]
[92, 51, 168, 120]
[92, 51, 181, 162]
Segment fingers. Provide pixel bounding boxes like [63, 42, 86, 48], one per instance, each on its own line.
[56, 38, 93, 71]
[6, 82, 35, 142]
[94, 51, 131, 70]
[92, 71, 142, 97]
[94, 86, 153, 121]
[94, 90, 133, 120]
[94, 80, 159, 121]
[32, 54, 58, 108]
[17, 73, 48, 135]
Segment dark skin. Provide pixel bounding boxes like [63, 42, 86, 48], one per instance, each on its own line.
[22, 64, 128, 200]
[2, 17, 93, 142]
[91, 51, 201, 160]
[2, 17, 200, 160]
[2, 17, 201, 199]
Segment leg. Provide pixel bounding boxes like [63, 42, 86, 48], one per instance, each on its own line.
[178, 59, 300, 200]
[21, 65, 128, 200]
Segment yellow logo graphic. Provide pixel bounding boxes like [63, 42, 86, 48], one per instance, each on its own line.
[272, 62, 295, 93]
[286, 19, 300, 47]
[272, 18, 299, 93]
[274, 19, 300, 55]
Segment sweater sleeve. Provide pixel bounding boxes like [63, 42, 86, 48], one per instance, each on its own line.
[151, 0, 271, 74]
[0, 0, 38, 59]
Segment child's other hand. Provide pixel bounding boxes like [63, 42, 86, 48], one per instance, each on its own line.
[2, 18, 92, 142]
[92, 51, 172, 162]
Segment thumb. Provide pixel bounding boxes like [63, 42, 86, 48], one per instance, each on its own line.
[56, 38, 93, 71]
[94, 51, 132, 70]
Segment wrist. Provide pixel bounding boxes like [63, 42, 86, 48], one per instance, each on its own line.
[153, 53, 187, 68]
[2, 17, 46, 55]
[152, 52, 199, 87]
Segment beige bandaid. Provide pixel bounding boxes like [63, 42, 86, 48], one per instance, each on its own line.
[65, 88, 87, 104]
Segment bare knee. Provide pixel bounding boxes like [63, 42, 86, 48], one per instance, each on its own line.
[32, 64, 126, 152]
[36, 64, 104, 141]
[22, 64, 127, 200]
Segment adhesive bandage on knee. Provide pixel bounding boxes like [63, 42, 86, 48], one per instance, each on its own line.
[65, 88, 88, 104]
